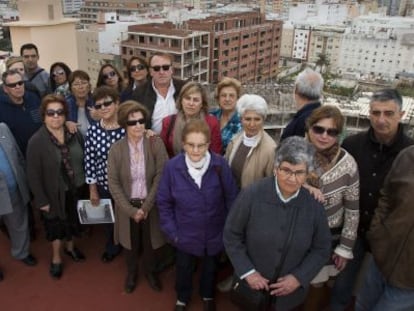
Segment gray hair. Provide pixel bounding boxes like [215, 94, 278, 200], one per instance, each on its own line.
[237, 94, 268, 118]
[295, 68, 324, 101]
[370, 88, 403, 110]
[274, 136, 315, 171]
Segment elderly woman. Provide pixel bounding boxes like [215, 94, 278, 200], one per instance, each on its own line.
[84, 86, 125, 263]
[121, 56, 149, 102]
[27, 95, 87, 279]
[49, 62, 72, 97]
[160, 81, 222, 157]
[304, 105, 359, 310]
[224, 136, 331, 311]
[107, 100, 168, 293]
[225, 94, 276, 189]
[210, 77, 243, 152]
[65, 70, 97, 136]
[157, 119, 238, 311]
[96, 64, 124, 94]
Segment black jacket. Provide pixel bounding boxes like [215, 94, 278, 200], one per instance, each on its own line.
[342, 125, 414, 238]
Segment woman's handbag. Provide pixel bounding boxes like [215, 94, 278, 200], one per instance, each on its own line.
[230, 275, 270, 311]
[230, 206, 299, 311]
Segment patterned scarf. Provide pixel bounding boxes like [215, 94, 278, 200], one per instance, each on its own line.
[48, 128, 75, 185]
[307, 142, 341, 188]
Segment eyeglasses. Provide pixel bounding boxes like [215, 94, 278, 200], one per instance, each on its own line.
[278, 166, 307, 180]
[52, 70, 65, 77]
[5, 80, 24, 88]
[103, 71, 117, 80]
[151, 65, 171, 72]
[185, 143, 208, 150]
[72, 81, 89, 88]
[311, 125, 339, 138]
[130, 64, 146, 72]
[94, 100, 113, 110]
[45, 109, 65, 117]
[126, 118, 145, 126]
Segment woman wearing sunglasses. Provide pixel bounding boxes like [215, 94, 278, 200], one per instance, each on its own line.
[121, 56, 149, 102]
[303, 105, 360, 310]
[84, 86, 125, 263]
[107, 100, 168, 293]
[27, 95, 87, 279]
[96, 64, 124, 94]
[49, 62, 72, 97]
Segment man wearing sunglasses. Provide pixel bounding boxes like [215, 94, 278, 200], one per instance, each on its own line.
[330, 89, 414, 311]
[20, 43, 51, 98]
[0, 69, 42, 155]
[131, 52, 186, 134]
[280, 68, 323, 141]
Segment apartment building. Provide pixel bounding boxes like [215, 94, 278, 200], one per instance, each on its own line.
[338, 15, 414, 80]
[121, 22, 210, 82]
[79, 0, 164, 24]
[186, 11, 283, 83]
[308, 25, 345, 70]
[62, 0, 84, 14]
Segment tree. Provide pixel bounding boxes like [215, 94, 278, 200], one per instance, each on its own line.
[315, 53, 330, 73]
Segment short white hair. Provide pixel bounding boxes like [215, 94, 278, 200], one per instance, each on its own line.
[295, 68, 324, 101]
[237, 94, 268, 118]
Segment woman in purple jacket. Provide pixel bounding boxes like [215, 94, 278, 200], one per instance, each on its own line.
[157, 119, 238, 311]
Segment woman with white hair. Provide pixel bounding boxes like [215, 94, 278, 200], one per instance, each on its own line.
[225, 94, 277, 189]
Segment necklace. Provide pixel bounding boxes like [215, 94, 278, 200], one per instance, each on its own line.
[101, 119, 119, 130]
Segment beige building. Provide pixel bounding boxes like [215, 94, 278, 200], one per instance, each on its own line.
[308, 25, 345, 70]
[5, 0, 79, 71]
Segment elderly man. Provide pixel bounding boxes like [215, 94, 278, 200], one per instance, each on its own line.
[0, 123, 37, 273]
[131, 52, 186, 133]
[356, 145, 414, 311]
[280, 68, 323, 141]
[20, 43, 51, 97]
[0, 69, 42, 155]
[330, 89, 414, 311]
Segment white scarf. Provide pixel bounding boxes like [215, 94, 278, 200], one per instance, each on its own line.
[185, 152, 211, 188]
[242, 132, 260, 147]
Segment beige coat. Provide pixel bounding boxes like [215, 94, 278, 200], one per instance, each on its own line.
[107, 136, 168, 250]
[225, 130, 277, 189]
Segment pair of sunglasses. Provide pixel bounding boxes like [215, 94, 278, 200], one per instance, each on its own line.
[5, 80, 24, 88]
[103, 71, 116, 80]
[46, 109, 65, 117]
[126, 118, 145, 126]
[311, 125, 339, 137]
[151, 65, 171, 72]
[52, 70, 65, 77]
[130, 64, 146, 72]
[94, 100, 113, 110]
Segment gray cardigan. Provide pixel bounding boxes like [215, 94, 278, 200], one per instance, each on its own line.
[224, 177, 331, 311]
[27, 126, 85, 219]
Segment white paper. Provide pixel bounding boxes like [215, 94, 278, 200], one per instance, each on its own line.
[77, 199, 114, 224]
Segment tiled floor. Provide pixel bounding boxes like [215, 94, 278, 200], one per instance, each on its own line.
[0, 225, 238, 311]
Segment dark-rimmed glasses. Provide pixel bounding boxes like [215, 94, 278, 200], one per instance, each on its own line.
[103, 71, 116, 80]
[278, 166, 307, 180]
[126, 118, 145, 126]
[151, 65, 171, 72]
[5, 80, 24, 88]
[130, 64, 146, 72]
[94, 100, 113, 110]
[311, 125, 339, 138]
[45, 109, 65, 117]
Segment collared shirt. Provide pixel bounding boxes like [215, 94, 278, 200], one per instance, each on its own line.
[151, 80, 177, 134]
[129, 138, 147, 199]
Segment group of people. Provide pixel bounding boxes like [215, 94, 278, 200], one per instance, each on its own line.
[0, 42, 413, 311]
